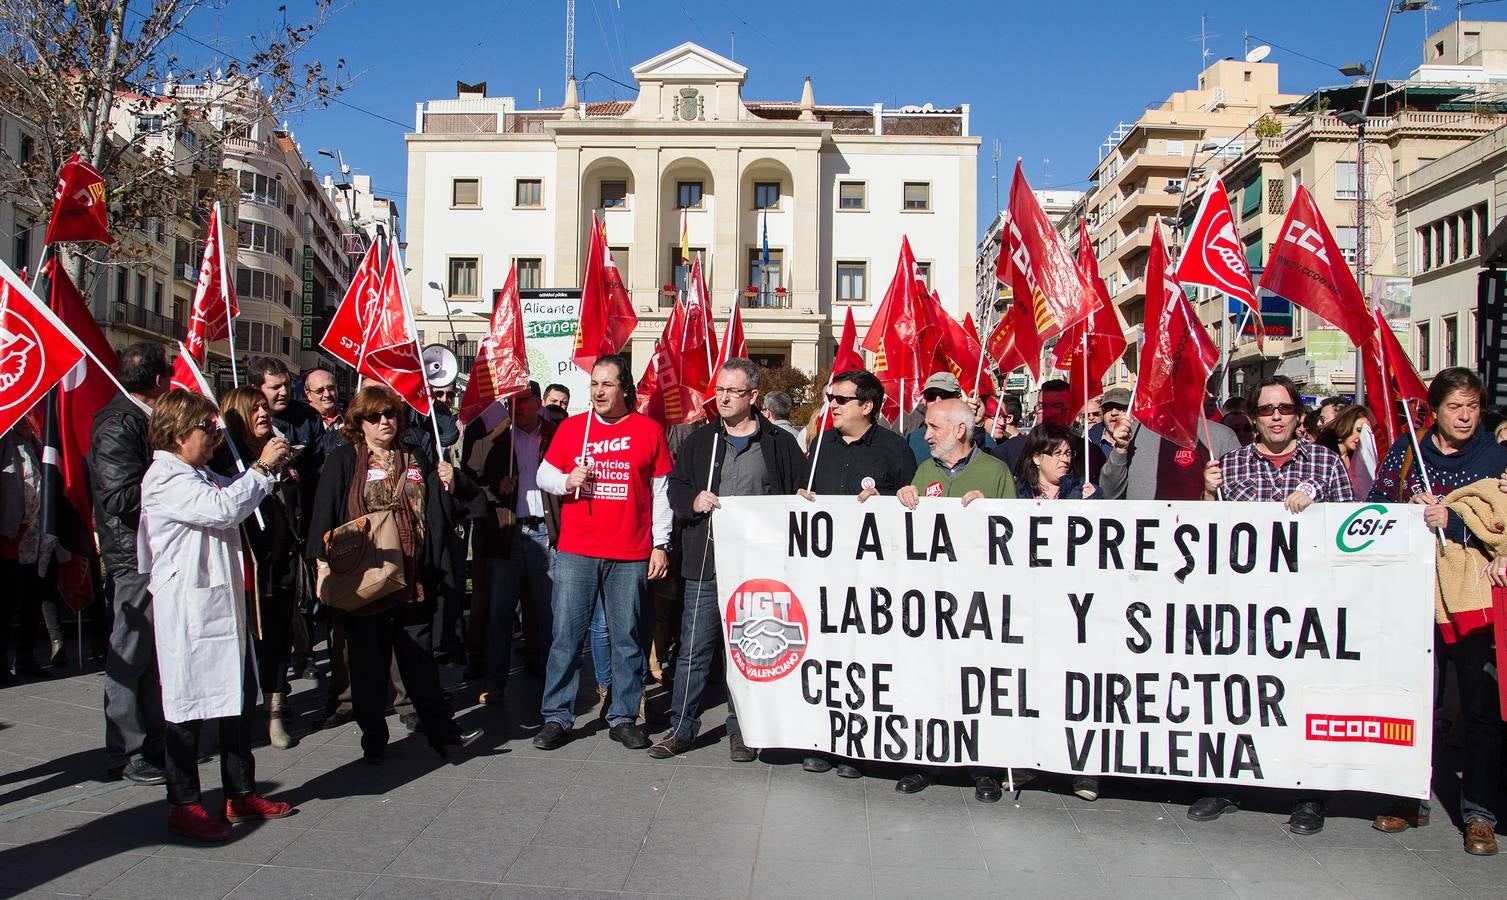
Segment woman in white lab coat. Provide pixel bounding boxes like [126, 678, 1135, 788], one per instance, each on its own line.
[138, 389, 294, 842]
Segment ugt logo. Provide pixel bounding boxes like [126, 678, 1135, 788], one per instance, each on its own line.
[726, 578, 808, 683]
[0, 320, 44, 411]
[1336, 504, 1399, 553]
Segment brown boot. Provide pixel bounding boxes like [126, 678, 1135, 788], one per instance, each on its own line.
[1464, 817, 1498, 856]
[1373, 800, 1428, 833]
[267, 693, 297, 749]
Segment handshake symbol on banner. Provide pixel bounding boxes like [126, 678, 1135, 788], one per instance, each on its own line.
[731, 617, 806, 664]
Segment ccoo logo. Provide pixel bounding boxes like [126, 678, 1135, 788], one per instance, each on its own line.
[1336, 504, 1400, 553]
[726, 578, 809, 682]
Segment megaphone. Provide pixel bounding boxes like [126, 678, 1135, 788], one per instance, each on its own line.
[421, 343, 459, 388]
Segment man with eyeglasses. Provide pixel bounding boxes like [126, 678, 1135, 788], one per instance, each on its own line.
[304, 368, 346, 462]
[798, 369, 916, 777]
[1188, 375, 1351, 837]
[1034, 378, 1106, 482]
[650, 359, 803, 762]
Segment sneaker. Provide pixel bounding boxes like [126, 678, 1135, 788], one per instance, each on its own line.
[168, 802, 229, 842]
[122, 757, 167, 786]
[1073, 775, 1099, 802]
[533, 721, 572, 750]
[225, 793, 294, 823]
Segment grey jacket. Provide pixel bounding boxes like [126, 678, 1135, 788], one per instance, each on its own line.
[1098, 418, 1239, 500]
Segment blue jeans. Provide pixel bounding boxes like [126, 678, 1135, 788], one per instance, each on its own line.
[541, 551, 647, 728]
[484, 522, 554, 690]
[590, 602, 611, 688]
[668, 577, 738, 742]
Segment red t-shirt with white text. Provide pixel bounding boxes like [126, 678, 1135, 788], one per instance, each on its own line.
[544, 410, 671, 560]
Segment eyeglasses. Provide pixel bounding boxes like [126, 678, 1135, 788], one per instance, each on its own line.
[712, 386, 752, 397]
[192, 419, 222, 435]
[309, 386, 338, 395]
[1255, 403, 1299, 417]
[922, 389, 960, 402]
[1042, 448, 1074, 459]
[825, 393, 861, 405]
[361, 409, 400, 423]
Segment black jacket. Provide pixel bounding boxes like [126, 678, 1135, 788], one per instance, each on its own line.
[668, 413, 803, 579]
[88, 394, 151, 575]
[805, 422, 917, 496]
[304, 442, 478, 600]
[212, 442, 302, 595]
[462, 417, 561, 557]
[273, 400, 323, 532]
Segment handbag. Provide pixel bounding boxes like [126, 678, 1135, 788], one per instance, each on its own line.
[318, 508, 407, 611]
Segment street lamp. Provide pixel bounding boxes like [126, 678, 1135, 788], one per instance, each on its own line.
[1345, 0, 1430, 405]
[426, 280, 462, 345]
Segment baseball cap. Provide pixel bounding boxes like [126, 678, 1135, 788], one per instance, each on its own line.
[1099, 387, 1131, 410]
[922, 372, 963, 396]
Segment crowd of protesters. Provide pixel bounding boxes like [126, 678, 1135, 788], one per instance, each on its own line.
[0, 339, 1500, 857]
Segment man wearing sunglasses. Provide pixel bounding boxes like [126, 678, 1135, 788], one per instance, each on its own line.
[1188, 375, 1352, 836]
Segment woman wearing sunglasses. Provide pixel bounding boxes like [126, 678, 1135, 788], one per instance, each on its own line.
[137, 389, 293, 841]
[305, 385, 481, 764]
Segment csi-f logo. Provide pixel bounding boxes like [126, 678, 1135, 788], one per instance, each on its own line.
[1336, 504, 1399, 553]
[1282, 218, 1331, 264]
[726, 578, 808, 683]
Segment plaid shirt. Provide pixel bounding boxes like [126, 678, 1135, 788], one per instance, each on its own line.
[1218, 442, 1355, 503]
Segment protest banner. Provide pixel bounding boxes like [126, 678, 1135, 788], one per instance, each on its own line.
[714, 497, 1434, 799]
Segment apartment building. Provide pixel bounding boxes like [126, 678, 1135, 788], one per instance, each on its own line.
[405, 42, 979, 382]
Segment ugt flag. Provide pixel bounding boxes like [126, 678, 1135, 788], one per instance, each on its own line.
[0, 260, 87, 440]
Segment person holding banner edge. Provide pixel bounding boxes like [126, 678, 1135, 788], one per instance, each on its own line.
[1191, 375, 1353, 836]
[799, 368, 916, 777]
[894, 397, 1018, 801]
[650, 358, 803, 762]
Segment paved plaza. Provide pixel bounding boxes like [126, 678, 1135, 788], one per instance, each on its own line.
[0, 659, 1504, 899]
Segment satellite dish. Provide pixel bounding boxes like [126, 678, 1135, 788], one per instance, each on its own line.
[421, 343, 459, 388]
[1245, 45, 1272, 64]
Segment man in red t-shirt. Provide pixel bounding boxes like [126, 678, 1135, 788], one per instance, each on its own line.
[533, 354, 671, 750]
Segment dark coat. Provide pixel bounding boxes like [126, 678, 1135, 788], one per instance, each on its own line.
[462, 417, 562, 556]
[88, 394, 151, 574]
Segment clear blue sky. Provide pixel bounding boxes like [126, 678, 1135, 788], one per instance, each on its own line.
[184, 0, 1504, 237]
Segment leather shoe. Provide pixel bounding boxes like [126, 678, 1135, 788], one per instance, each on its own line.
[436, 727, 483, 758]
[835, 763, 863, 779]
[895, 772, 931, 794]
[974, 776, 1002, 803]
[802, 755, 833, 773]
[399, 713, 421, 734]
[1287, 800, 1325, 835]
[647, 734, 694, 759]
[609, 722, 650, 750]
[1187, 796, 1239, 822]
[1465, 817, 1499, 856]
[1373, 801, 1428, 833]
[728, 733, 757, 763]
[320, 710, 352, 730]
[168, 802, 229, 842]
[532, 721, 571, 750]
[121, 757, 167, 786]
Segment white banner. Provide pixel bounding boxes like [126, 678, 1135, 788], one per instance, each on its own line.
[714, 497, 1435, 799]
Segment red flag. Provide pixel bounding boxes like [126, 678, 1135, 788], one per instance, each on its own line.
[713, 297, 747, 371]
[960, 312, 996, 397]
[1259, 185, 1376, 347]
[358, 249, 431, 416]
[863, 236, 940, 412]
[1000, 162, 1094, 377]
[459, 264, 530, 425]
[0, 261, 88, 440]
[1362, 307, 1430, 459]
[984, 312, 1029, 378]
[320, 241, 383, 370]
[185, 202, 239, 365]
[814, 307, 867, 433]
[573, 216, 637, 372]
[681, 255, 719, 401]
[637, 300, 704, 427]
[1175, 177, 1262, 345]
[170, 341, 215, 396]
[44, 154, 114, 246]
[1132, 225, 1218, 449]
[1052, 224, 1128, 421]
[935, 307, 989, 398]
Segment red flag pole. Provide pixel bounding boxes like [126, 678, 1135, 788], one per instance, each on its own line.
[1081, 328, 1090, 475]
[214, 202, 240, 387]
[971, 305, 994, 397]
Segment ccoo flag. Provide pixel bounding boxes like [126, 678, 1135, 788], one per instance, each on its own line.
[1259, 185, 1375, 348]
[1132, 224, 1218, 449]
[459, 264, 531, 425]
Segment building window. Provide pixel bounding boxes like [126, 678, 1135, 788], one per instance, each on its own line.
[1443, 315, 1459, 367]
[915, 261, 932, 291]
[667, 245, 706, 305]
[1241, 174, 1263, 218]
[1165, 140, 1185, 156]
[1334, 226, 1361, 266]
[1417, 320, 1432, 371]
[903, 182, 931, 211]
[836, 261, 867, 304]
[838, 181, 866, 210]
[600, 180, 628, 208]
[134, 273, 146, 305]
[1335, 160, 1364, 200]
[152, 282, 163, 315]
[515, 257, 542, 290]
[235, 267, 283, 303]
[754, 181, 780, 210]
[515, 178, 542, 208]
[677, 181, 704, 209]
[239, 170, 283, 207]
[11, 226, 30, 272]
[609, 247, 630, 289]
[452, 178, 480, 208]
[1418, 226, 1433, 272]
[235, 220, 285, 256]
[747, 248, 785, 308]
[448, 257, 479, 299]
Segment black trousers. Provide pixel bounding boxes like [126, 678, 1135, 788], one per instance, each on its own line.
[1442, 629, 1502, 826]
[342, 603, 457, 757]
[0, 559, 61, 670]
[164, 651, 256, 806]
[253, 585, 295, 695]
[103, 570, 165, 767]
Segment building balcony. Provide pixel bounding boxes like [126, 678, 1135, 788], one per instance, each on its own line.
[1111, 150, 1195, 189]
[1117, 186, 1180, 218]
[1108, 226, 1154, 264]
[1112, 276, 1146, 307]
[111, 302, 184, 339]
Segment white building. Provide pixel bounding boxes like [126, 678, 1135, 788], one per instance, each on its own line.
[405, 42, 978, 378]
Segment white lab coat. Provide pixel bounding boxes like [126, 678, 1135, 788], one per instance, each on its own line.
[138, 451, 273, 722]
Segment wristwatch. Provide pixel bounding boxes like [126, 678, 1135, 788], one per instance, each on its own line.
[654, 542, 672, 553]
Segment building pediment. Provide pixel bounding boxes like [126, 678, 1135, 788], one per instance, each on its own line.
[630, 42, 747, 85]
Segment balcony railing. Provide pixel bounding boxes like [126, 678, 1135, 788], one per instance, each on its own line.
[112, 302, 183, 337]
[450, 337, 478, 373]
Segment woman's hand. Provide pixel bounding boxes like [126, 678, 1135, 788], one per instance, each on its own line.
[257, 436, 289, 470]
[437, 461, 455, 492]
[1081, 482, 1097, 499]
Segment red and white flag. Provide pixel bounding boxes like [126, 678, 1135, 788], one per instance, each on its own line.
[864, 236, 941, 414]
[999, 162, 1094, 377]
[44, 154, 114, 246]
[713, 296, 746, 371]
[1052, 224, 1128, 421]
[1259, 185, 1376, 348]
[0, 260, 88, 440]
[320, 240, 383, 371]
[1361, 306, 1429, 461]
[681, 254, 719, 403]
[1132, 224, 1219, 449]
[358, 247, 431, 416]
[459, 264, 530, 425]
[1175, 177, 1262, 345]
[637, 300, 702, 426]
[573, 215, 637, 372]
[184, 202, 239, 366]
[814, 306, 868, 434]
